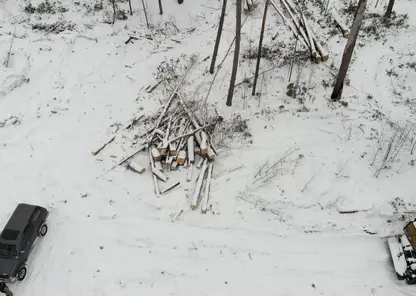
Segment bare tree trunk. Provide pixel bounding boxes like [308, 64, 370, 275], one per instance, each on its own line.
[384, 0, 395, 18]
[252, 0, 269, 96]
[141, 0, 150, 28]
[128, 0, 132, 15]
[112, 0, 116, 25]
[226, 0, 242, 107]
[331, 0, 367, 101]
[209, 0, 228, 74]
[158, 0, 163, 14]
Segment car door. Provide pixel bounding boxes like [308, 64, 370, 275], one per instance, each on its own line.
[20, 227, 31, 262]
[26, 209, 41, 254]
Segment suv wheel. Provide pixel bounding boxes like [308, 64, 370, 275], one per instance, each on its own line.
[39, 224, 48, 236]
[17, 266, 27, 281]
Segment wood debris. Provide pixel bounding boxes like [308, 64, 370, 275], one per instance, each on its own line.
[270, 0, 329, 62]
[93, 67, 218, 214]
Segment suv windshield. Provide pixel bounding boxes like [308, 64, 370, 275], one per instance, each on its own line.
[0, 243, 18, 257]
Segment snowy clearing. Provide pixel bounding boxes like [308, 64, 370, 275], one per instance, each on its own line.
[0, 0, 415, 295]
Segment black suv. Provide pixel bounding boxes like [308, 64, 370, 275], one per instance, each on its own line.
[0, 203, 49, 282]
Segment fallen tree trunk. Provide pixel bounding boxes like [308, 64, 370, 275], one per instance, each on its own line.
[191, 159, 208, 209]
[201, 162, 213, 214]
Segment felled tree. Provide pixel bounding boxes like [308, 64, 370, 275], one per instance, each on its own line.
[331, 0, 367, 101]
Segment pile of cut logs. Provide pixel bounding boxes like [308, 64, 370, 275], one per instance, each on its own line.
[270, 0, 329, 62]
[141, 89, 217, 213]
[93, 82, 217, 214]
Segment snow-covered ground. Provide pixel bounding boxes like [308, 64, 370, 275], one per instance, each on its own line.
[0, 0, 415, 294]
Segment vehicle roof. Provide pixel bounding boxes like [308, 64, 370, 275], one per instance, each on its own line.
[2, 203, 38, 233]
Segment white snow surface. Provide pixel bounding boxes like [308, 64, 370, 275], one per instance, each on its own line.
[0, 0, 416, 295]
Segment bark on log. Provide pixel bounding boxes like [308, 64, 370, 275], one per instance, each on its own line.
[128, 0, 132, 15]
[331, 0, 367, 101]
[269, 1, 298, 38]
[91, 135, 115, 156]
[151, 147, 161, 161]
[149, 148, 161, 197]
[152, 167, 168, 182]
[176, 94, 217, 159]
[252, 0, 269, 96]
[128, 158, 146, 174]
[186, 163, 193, 182]
[191, 159, 208, 209]
[279, 0, 310, 51]
[199, 132, 208, 156]
[188, 135, 195, 163]
[384, 0, 395, 18]
[201, 162, 214, 214]
[177, 150, 187, 165]
[196, 157, 205, 169]
[226, 0, 242, 107]
[300, 12, 321, 62]
[141, 0, 150, 29]
[210, 0, 228, 74]
[308, 29, 329, 61]
[324, 2, 350, 37]
[160, 180, 180, 194]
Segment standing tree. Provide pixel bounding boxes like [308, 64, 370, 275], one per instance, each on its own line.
[209, 0, 228, 74]
[226, 0, 242, 107]
[141, 0, 150, 28]
[158, 0, 163, 14]
[128, 0, 132, 15]
[111, 0, 117, 24]
[331, 0, 367, 101]
[384, 0, 395, 18]
[252, 0, 269, 96]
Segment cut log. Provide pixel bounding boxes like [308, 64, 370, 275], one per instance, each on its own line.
[309, 29, 329, 61]
[128, 158, 146, 174]
[200, 132, 208, 156]
[207, 147, 216, 161]
[152, 167, 168, 182]
[169, 125, 210, 144]
[201, 162, 213, 214]
[323, 2, 350, 38]
[171, 161, 179, 171]
[186, 163, 193, 182]
[149, 148, 160, 197]
[154, 160, 163, 171]
[151, 147, 162, 161]
[171, 209, 184, 222]
[195, 147, 201, 156]
[300, 12, 321, 62]
[177, 150, 187, 165]
[191, 159, 208, 209]
[160, 180, 180, 194]
[188, 135, 195, 163]
[166, 156, 174, 171]
[269, 1, 301, 42]
[148, 62, 195, 144]
[91, 135, 115, 156]
[169, 142, 177, 156]
[196, 157, 205, 169]
[176, 94, 217, 159]
[282, 0, 297, 13]
[99, 145, 146, 177]
[279, 0, 310, 51]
